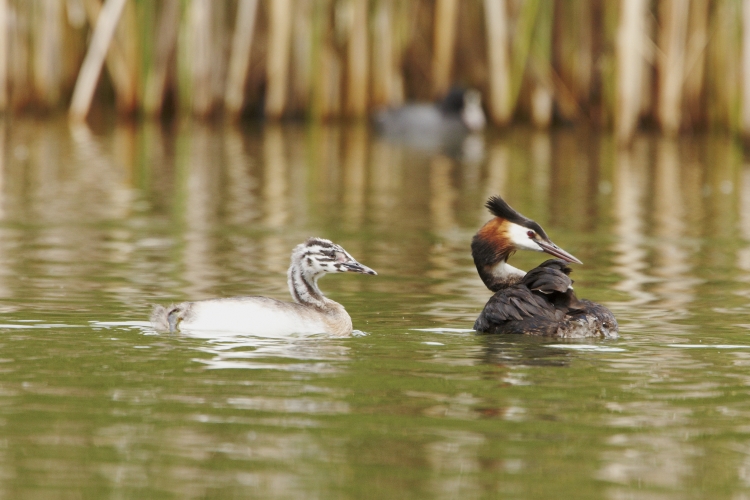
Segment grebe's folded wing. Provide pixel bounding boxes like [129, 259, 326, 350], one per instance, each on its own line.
[521, 266, 572, 294]
[479, 287, 557, 323]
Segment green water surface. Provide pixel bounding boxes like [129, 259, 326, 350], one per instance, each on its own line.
[0, 118, 746, 499]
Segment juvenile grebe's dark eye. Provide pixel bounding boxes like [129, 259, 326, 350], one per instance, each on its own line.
[527, 231, 535, 238]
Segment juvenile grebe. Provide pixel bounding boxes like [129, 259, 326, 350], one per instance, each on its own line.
[472, 196, 618, 339]
[151, 238, 376, 336]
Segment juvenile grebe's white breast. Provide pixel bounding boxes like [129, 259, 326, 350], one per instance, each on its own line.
[177, 297, 342, 337]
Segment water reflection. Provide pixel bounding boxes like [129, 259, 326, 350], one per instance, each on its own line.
[652, 139, 699, 319]
[426, 430, 485, 499]
[611, 138, 655, 312]
[0, 119, 745, 328]
[1, 119, 750, 496]
[479, 336, 573, 368]
[186, 330, 350, 373]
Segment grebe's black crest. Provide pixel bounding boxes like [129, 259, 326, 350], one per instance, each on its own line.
[485, 196, 549, 240]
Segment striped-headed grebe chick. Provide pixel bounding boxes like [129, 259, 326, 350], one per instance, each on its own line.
[151, 238, 377, 336]
[472, 196, 618, 339]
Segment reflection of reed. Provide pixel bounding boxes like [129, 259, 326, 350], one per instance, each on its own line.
[597, 401, 696, 488]
[611, 139, 656, 307]
[182, 124, 220, 297]
[68, 122, 131, 221]
[0, 121, 5, 221]
[342, 124, 367, 230]
[426, 430, 484, 499]
[369, 140, 401, 231]
[738, 166, 750, 277]
[262, 125, 290, 276]
[652, 139, 697, 316]
[262, 126, 289, 230]
[222, 128, 261, 286]
[481, 143, 509, 223]
[0, 122, 9, 300]
[429, 156, 457, 234]
[427, 156, 457, 290]
[224, 128, 258, 227]
[530, 132, 551, 201]
[309, 125, 341, 208]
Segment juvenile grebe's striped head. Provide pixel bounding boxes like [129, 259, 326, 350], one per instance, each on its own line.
[292, 238, 377, 277]
[472, 196, 582, 266]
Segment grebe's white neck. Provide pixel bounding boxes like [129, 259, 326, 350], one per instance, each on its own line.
[489, 258, 526, 282]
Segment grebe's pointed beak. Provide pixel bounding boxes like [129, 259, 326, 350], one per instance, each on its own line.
[342, 261, 377, 275]
[536, 239, 583, 265]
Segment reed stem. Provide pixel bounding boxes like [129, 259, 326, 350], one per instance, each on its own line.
[0, 0, 738, 139]
[143, 0, 180, 116]
[657, 0, 689, 136]
[484, 0, 512, 125]
[615, 0, 649, 144]
[684, 0, 709, 128]
[81, 0, 135, 112]
[345, 0, 369, 117]
[431, 0, 458, 98]
[33, 0, 62, 108]
[530, 0, 553, 128]
[265, 0, 293, 119]
[511, 0, 540, 109]
[225, 0, 259, 118]
[290, 0, 313, 114]
[186, 0, 213, 117]
[69, 0, 127, 121]
[371, 0, 393, 107]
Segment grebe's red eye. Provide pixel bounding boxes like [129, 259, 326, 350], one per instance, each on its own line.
[527, 231, 535, 238]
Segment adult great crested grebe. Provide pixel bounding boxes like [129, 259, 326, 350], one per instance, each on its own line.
[471, 196, 618, 339]
[151, 238, 377, 336]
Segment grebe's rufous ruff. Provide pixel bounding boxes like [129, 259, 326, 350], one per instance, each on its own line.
[151, 238, 377, 336]
[471, 196, 618, 339]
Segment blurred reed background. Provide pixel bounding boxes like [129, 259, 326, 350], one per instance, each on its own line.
[2, 0, 750, 143]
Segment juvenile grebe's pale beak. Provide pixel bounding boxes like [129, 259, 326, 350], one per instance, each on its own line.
[342, 261, 378, 275]
[536, 239, 583, 265]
